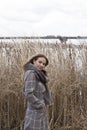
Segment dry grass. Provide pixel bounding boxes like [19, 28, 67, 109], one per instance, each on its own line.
[0, 40, 87, 130]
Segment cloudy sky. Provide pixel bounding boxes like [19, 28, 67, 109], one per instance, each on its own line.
[0, 0, 87, 36]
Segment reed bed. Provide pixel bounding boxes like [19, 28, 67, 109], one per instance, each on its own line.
[0, 40, 87, 130]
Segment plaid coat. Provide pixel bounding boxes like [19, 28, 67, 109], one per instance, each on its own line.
[23, 70, 52, 130]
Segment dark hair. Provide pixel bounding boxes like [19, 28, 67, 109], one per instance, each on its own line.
[23, 54, 49, 71]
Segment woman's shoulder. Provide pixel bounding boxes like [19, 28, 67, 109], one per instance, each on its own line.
[26, 69, 34, 74]
[24, 70, 35, 80]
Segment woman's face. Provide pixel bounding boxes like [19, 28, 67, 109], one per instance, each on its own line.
[33, 57, 46, 71]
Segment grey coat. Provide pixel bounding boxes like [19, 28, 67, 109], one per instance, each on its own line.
[23, 70, 53, 130]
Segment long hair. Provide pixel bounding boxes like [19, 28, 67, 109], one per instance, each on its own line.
[23, 54, 49, 71]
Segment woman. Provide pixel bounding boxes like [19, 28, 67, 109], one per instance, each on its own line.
[23, 54, 53, 130]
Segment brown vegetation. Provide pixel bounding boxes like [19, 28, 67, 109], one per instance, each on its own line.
[0, 41, 87, 130]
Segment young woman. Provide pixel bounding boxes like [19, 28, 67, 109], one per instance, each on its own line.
[23, 54, 53, 130]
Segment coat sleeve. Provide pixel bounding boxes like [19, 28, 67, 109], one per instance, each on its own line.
[23, 70, 45, 109]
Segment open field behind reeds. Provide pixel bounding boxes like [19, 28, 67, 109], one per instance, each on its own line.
[0, 40, 87, 130]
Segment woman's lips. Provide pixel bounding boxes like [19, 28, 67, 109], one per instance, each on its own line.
[38, 67, 43, 70]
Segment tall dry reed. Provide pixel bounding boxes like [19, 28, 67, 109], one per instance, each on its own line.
[0, 40, 87, 130]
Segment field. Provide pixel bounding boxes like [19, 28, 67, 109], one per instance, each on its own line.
[0, 40, 87, 130]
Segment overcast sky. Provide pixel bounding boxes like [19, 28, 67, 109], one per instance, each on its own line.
[0, 0, 87, 36]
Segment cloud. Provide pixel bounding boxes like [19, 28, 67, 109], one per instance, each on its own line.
[29, 8, 87, 36]
[0, 0, 87, 36]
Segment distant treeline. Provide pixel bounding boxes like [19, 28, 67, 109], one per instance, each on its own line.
[0, 35, 87, 42]
[0, 35, 87, 39]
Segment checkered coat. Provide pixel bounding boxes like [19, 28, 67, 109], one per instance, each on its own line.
[23, 70, 52, 130]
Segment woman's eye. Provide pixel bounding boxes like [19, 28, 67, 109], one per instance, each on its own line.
[39, 61, 42, 64]
[39, 61, 46, 66]
[43, 63, 46, 66]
